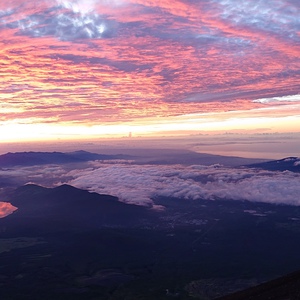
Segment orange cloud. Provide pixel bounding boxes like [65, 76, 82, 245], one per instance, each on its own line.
[0, 202, 17, 218]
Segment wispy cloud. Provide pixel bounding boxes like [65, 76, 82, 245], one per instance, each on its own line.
[253, 94, 300, 104]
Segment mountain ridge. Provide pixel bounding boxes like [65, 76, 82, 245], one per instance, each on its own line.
[0, 149, 268, 167]
[1, 184, 155, 234]
[0, 150, 131, 167]
[246, 156, 300, 172]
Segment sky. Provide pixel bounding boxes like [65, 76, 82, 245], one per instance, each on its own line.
[0, 0, 299, 142]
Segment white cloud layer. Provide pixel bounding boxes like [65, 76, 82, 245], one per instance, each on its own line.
[64, 162, 300, 207]
[253, 94, 300, 104]
[2, 161, 300, 208]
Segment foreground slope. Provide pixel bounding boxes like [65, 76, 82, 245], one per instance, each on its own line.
[0, 150, 267, 167]
[215, 270, 300, 300]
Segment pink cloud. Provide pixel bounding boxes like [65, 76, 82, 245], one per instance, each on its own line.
[0, 0, 298, 128]
[0, 202, 17, 218]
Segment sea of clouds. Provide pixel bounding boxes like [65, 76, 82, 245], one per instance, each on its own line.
[1, 159, 300, 211]
[63, 161, 300, 207]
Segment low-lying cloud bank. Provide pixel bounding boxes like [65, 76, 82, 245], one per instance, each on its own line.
[64, 162, 300, 207]
[1, 161, 300, 209]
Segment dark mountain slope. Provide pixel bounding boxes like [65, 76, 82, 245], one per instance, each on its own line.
[131, 149, 268, 166]
[2, 186, 300, 298]
[215, 269, 300, 300]
[1, 184, 154, 234]
[246, 156, 300, 172]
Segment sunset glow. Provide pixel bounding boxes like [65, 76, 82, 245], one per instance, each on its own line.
[0, 202, 17, 218]
[0, 0, 299, 141]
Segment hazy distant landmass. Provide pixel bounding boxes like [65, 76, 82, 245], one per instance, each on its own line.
[0, 150, 131, 167]
[0, 149, 267, 168]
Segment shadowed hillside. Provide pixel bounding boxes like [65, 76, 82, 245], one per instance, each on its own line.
[2, 184, 155, 234]
[1, 185, 300, 299]
[215, 270, 300, 300]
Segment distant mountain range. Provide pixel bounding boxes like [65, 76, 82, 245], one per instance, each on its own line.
[1, 150, 299, 171]
[0, 149, 268, 167]
[246, 157, 300, 173]
[0, 150, 131, 167]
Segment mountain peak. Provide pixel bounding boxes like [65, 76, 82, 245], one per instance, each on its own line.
[3, 184, 154, 233]
[246, 156, 300, 172]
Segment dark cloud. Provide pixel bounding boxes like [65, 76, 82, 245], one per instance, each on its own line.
[215, 0, 300, 41]
[49, 53, 155, 72]
[0, 8, 15, 18]
[6, 6, 118, 40]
